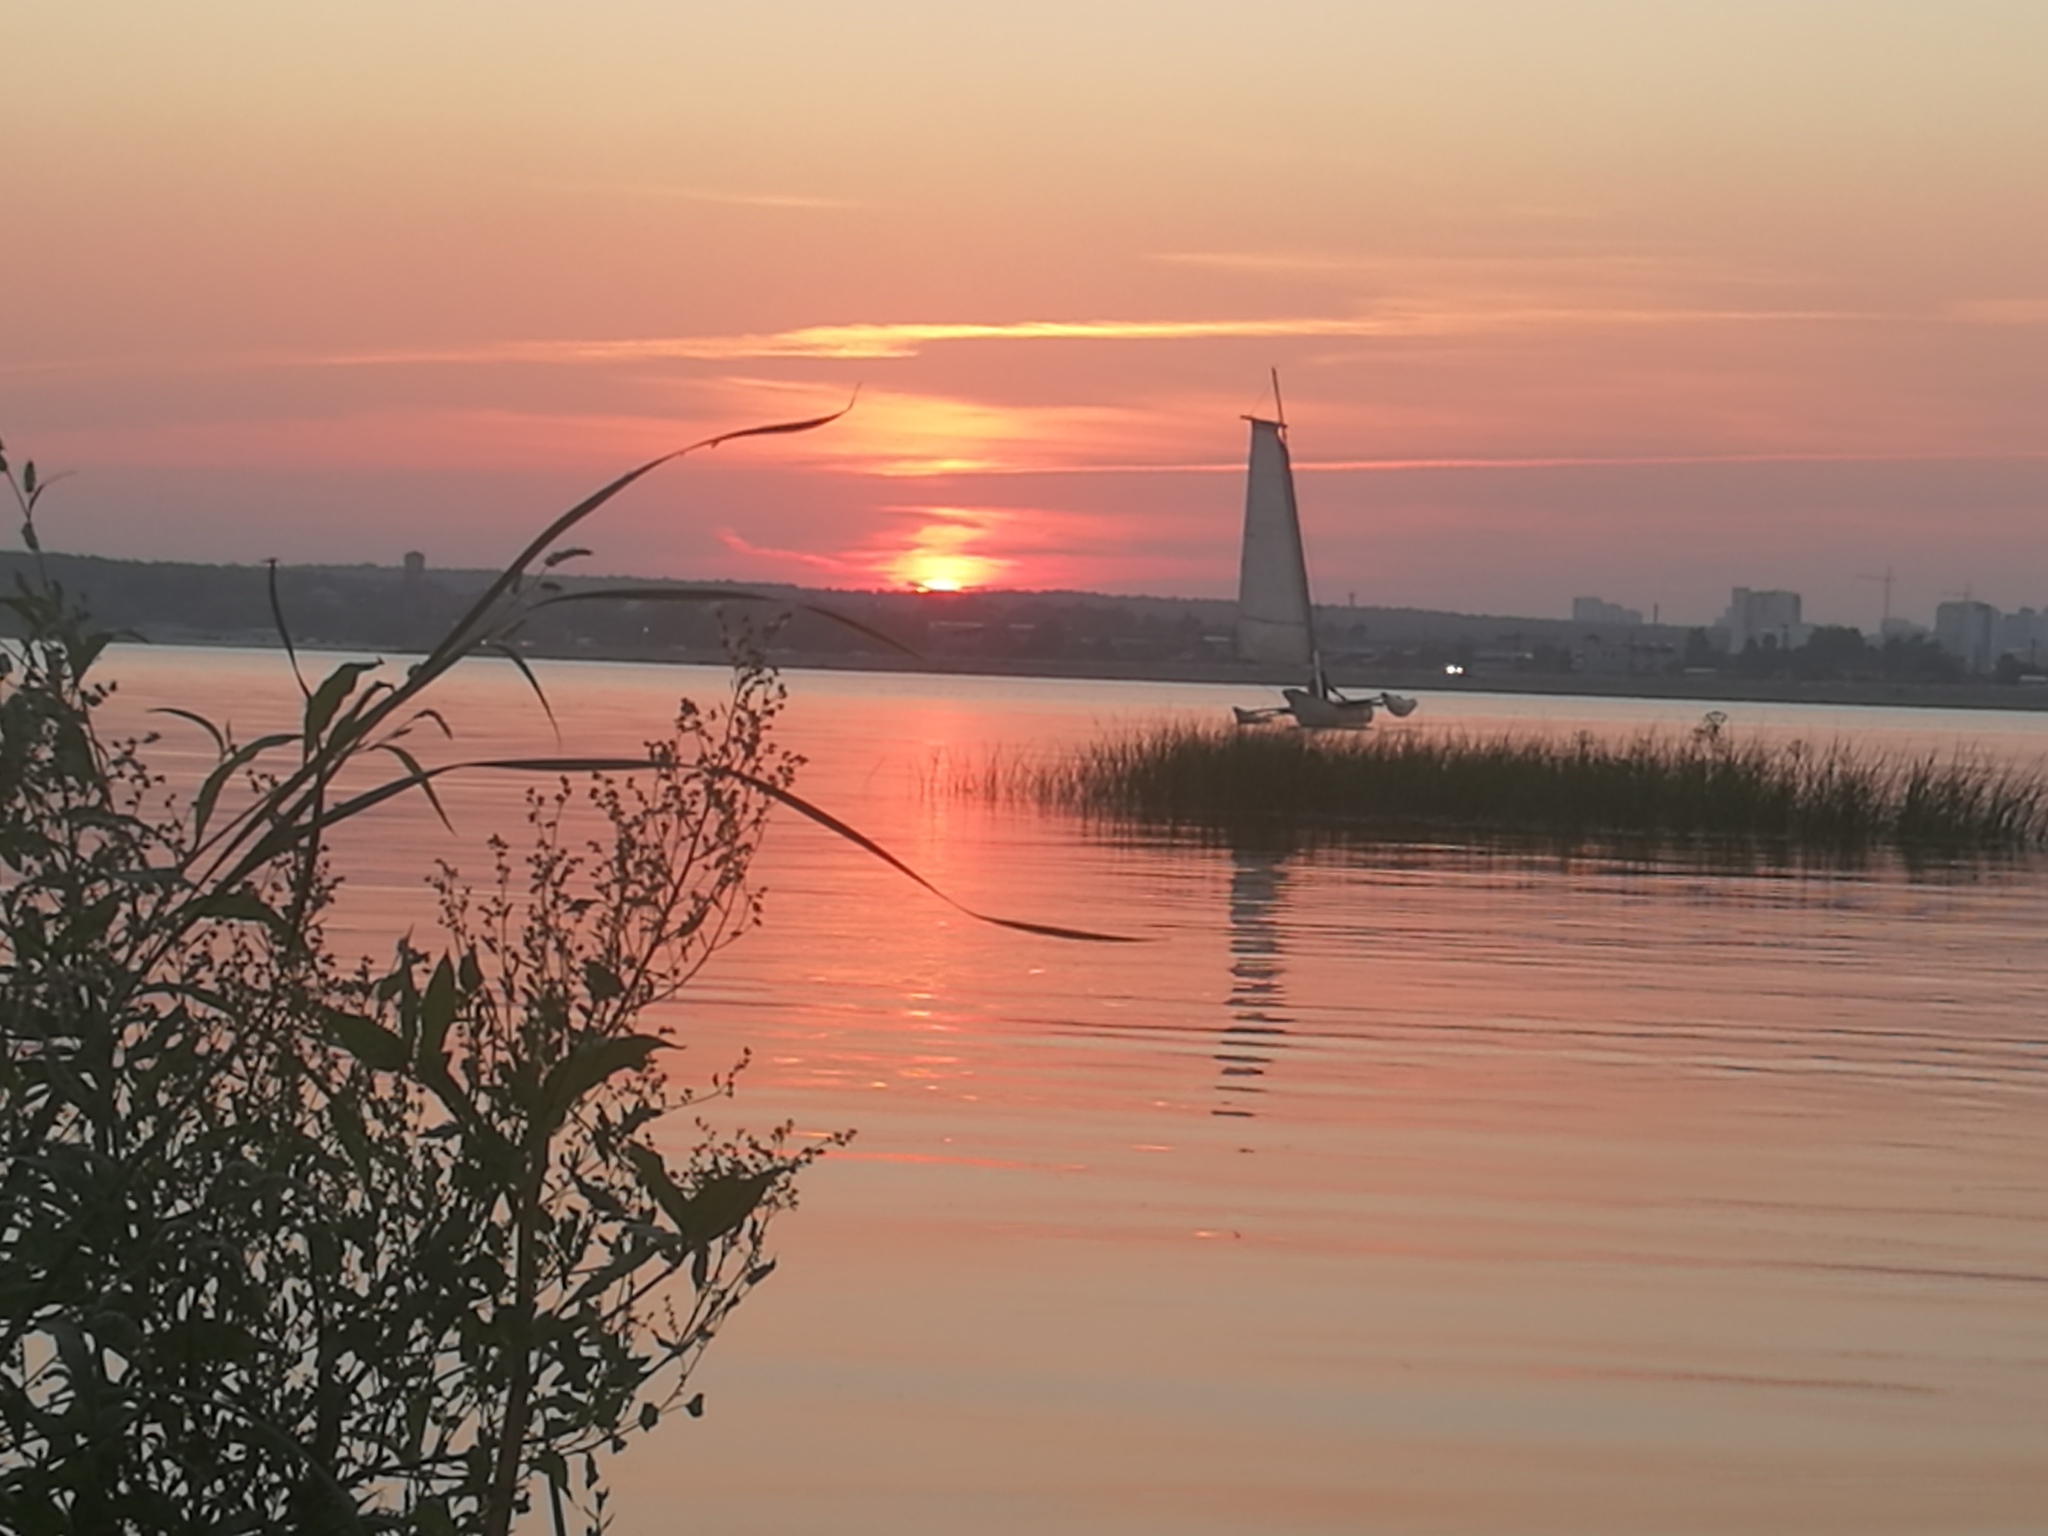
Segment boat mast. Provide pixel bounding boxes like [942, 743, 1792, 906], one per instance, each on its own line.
[1268, 367, 1328, 696]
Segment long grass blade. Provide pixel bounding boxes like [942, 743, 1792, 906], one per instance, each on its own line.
[177, 403, 855, 896]
[304, 661, 381, 750]
[484, 642, 559, 737]
[222, 751, 1138, 943]
[372, 742, 456, 834]
[706, 765, 1140, 942]
[409, 400, 856, 690]
[151, 706, 226, 755]
[188, 731, 299, 847]
[265, 559, 308, 698]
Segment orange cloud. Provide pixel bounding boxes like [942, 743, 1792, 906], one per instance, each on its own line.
[303, 305, 1899, 372]
[714, 528, 872, 583]
[1945, 299, 2048, 326]
[5, 300, 1948, 386]
[523, 178, 863, 211]
[699, 380, 1180, 478]
[714, 505, 1017, 591]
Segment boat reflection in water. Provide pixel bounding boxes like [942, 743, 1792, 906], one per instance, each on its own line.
[1216, 845, 1293, 1117]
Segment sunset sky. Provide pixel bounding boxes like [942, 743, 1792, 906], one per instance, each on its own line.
[6, 1, 2046, 626]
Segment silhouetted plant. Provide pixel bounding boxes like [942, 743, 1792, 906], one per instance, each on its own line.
[0, 418, 1103, 1534]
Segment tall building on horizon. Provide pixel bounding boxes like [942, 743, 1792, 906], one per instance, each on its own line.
[1996, 606, 2047, 668]
[1722, 588, 1806, 653]
[1935, 599, 1999, 673]
[1571, 596, 1642, 627]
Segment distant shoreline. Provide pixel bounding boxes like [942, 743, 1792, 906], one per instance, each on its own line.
[109, 635, 2048, 715]
[28, 551, 2042, 716]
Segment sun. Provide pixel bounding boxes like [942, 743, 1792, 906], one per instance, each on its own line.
[905, 554, 980, 592]
[886, 529, 1005, 593]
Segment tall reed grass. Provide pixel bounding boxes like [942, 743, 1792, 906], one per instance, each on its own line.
[994, 721, 2048, 855]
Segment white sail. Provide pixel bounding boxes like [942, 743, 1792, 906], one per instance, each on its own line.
[1234, 417, 1316, 668]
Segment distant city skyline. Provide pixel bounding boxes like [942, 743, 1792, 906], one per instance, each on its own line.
[6, 3, 2046, 627]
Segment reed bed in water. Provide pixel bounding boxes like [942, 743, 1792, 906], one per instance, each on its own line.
[995, 721, 2048, 853]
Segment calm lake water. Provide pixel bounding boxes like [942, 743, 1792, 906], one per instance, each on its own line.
[103, 649, 2048, 1535]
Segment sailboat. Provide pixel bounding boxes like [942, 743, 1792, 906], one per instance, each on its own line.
[1230, 377, 1417, 728]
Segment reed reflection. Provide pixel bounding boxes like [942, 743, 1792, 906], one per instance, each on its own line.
[1217, 845, 1293, 1118]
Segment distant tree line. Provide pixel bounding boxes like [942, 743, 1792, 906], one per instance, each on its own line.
[3, 552, 2037, 686]
[1720, 626, 1968, 684]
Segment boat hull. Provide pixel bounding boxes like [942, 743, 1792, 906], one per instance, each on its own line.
[1282, 688, 1376, 729]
